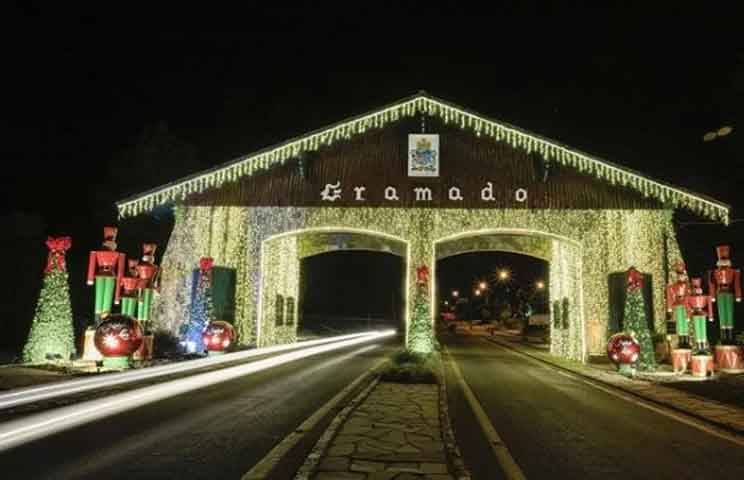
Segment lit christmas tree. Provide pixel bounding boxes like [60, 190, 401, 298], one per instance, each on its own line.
[180, 257, 215, 354]
[623, 267, 655, 371]
[409, 265, 433, 352]
[23, 237, 76, 363]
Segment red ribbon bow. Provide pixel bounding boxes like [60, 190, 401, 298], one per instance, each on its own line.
[45, 236, 72, 273]
[416, 265, 430, 287]
[627, 267, 643, 291]
[199, 257, 214, 272]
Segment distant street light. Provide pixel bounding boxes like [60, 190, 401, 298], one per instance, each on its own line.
[703, 125, 734, 142]
[474, 289, 481, 296]
[479, 281, 487, 290]
[535, 280, 545, 290]
[498, 269, 510, 281]
[452, 290, 459, 298]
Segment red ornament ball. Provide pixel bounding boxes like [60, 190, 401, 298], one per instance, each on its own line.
[202, 321, 236, 352]
[606, 333, 640, 365]
[94, 314, 144, 357]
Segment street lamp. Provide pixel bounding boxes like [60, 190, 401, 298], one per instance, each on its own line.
[535, 280, 545, 290]
[498, 269, 510, 281]
[479, 281, 487, 290]
[703, 125, 733, 142]
[474, 289, 481, 296]
[452, 290, 459, 298]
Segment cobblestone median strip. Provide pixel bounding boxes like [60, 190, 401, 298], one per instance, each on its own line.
[485, 336, 744, 437]
[297, 380, 462, 480]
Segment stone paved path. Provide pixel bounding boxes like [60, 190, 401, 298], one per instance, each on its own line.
[312, 382, 454, 480]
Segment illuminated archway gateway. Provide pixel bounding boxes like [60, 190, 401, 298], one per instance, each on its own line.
[117, 93, 729, 360]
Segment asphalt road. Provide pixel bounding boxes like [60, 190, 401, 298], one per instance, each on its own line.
[0, 338, 396, 479]
[444, 334, 744, 480]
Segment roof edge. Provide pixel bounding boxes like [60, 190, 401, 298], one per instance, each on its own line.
[116, 92, 730, 224]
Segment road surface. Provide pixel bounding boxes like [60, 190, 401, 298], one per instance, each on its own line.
[0, 338, 395, 479]
[444, 334, 744, 480]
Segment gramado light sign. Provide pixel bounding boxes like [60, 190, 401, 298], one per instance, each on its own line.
[319, 134, 527, 204]
[320, 182, 528, 204]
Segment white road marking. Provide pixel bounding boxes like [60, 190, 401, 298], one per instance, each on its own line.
[486, 338, 744, 448]
[0, 331, 382, 410]
[0, 330, 396, 452]
[444, 345, 527, 480]
[242, 350, 387, 480]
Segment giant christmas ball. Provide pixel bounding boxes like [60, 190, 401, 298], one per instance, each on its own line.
[607, 333, 640, 366]
[94, 314, 144, 358]
[202, 321, 236, 352]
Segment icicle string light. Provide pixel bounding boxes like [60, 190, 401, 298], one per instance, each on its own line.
[116, 94, 729, 223]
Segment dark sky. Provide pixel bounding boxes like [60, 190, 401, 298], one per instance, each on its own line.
[2, 3, 743, 349]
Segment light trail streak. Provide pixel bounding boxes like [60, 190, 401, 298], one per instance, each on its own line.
[0, 331, 384, 411]
[0, 329, 395, 452]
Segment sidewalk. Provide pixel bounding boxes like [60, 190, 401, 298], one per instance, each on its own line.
[484, 330, 744, 436]
[0, 365, 68, 390]
[300, 380, 465, 480]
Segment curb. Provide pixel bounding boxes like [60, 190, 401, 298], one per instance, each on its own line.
[485, 336, 744, 438]
[293, 376, 381, 479]
[294, 353, 472, 480]
[437, 354, 472, 480]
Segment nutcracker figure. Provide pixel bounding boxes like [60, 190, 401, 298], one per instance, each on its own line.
[87, 226, 126, 326]
[666, 260, 691, 348]
[708, 245, 742, 345]
[687, 278, 714, 355]
[117, 259, 140, 317]
[136, 243, 159, 330]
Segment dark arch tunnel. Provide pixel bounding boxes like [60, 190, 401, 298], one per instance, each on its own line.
[298, 250, 405, 337]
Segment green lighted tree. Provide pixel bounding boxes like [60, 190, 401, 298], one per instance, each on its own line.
[409, 265, 433, 353]
[179, 257, 216, 354]
[23, 237, 76, 363]
[624, 267, 655, 371]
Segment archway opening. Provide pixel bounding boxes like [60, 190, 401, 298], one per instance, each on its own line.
[258, 229, 407, 346]
[300, 250, 404, 337]
[434, 231, 584, 360]
[437, 251, 550, 337]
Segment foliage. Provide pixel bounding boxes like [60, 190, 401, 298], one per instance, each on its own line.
[499, 305, 513, 322]
[624, 286, 656, 371]
[23, 269, 75, 363]
[409, 290, 433, 353]
[153, 329, 181, 358]
[381, 348, 438, 384]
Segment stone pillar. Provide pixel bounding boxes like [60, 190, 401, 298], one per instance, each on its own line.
[407, 211, 435, 353]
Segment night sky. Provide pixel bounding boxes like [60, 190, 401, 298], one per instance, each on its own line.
[2, 4, 742, 351]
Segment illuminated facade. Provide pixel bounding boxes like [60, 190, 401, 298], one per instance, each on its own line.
[117, 93, 728, 360]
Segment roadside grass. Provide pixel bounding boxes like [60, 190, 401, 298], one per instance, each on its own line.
[380, 348, 440, 384]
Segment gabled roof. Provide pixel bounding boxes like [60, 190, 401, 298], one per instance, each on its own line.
[116, 92, 730, 223]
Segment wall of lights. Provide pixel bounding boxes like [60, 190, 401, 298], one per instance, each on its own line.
[151, 205, 680, 360]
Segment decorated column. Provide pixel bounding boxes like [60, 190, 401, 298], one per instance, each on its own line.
[87, 226, 125, 325]
[136, 243, 160, 332]
[408, 209, 435, 353]
[623, 267, 655, 371]
[23, 237, 76, 363]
